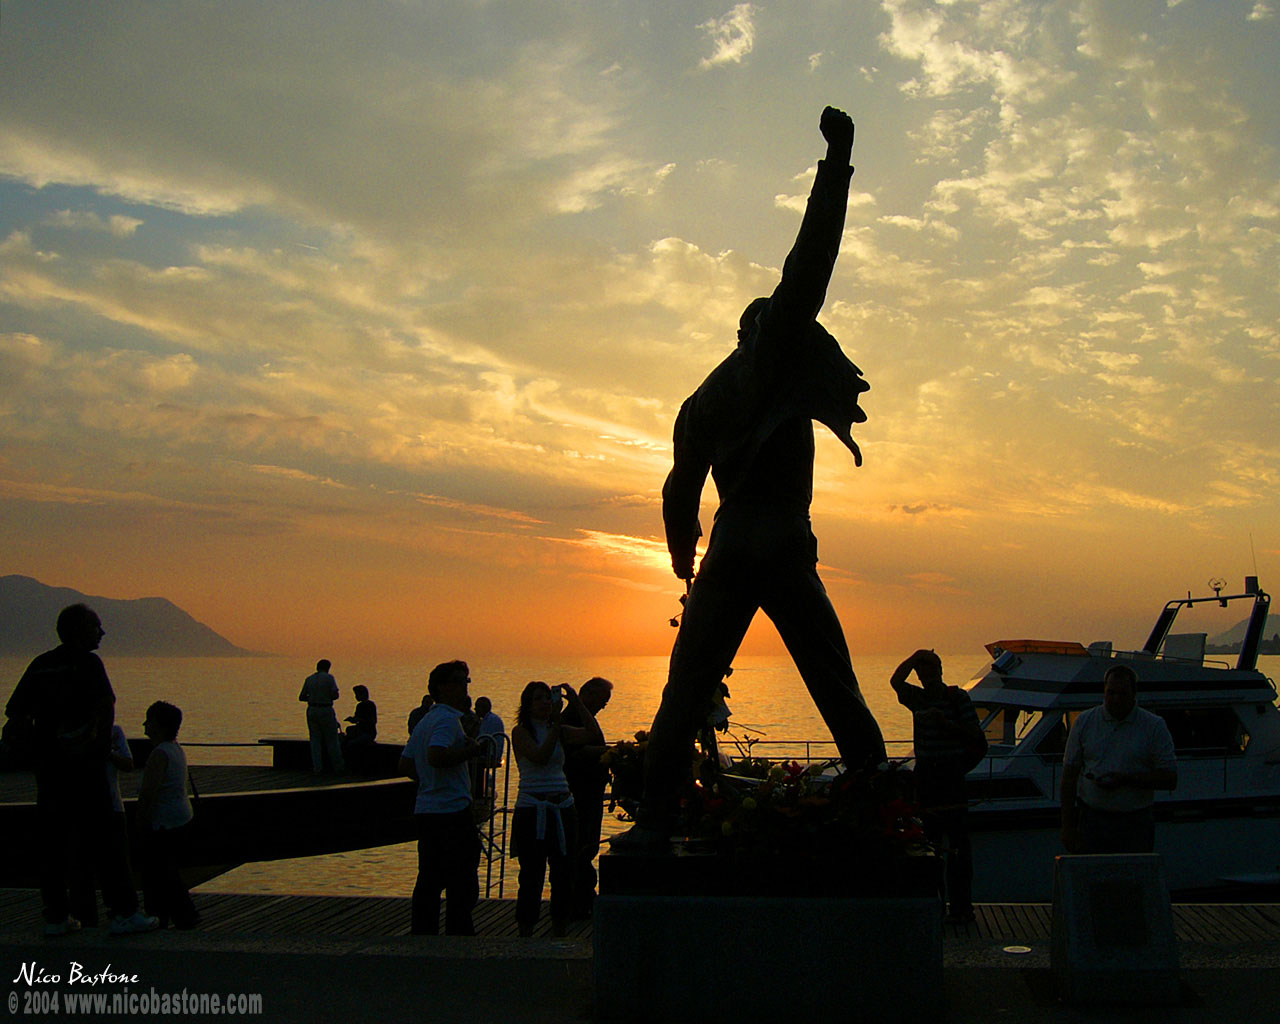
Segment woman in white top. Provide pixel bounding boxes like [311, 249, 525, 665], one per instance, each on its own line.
[137, 701, 198, 929]
[510, 681, 598, 936]
[69, 724, 136, 928]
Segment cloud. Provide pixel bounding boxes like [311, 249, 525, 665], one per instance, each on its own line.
[0, 127, 269, 217]
[552, 158, 676, 214]
[46, 210, 144, 237]
[413, 493, 547, 526]
[0, 8, 666, 242]
[249, 464, 350, 488]
[564, 529, 672, 574]
[0, 216, 707, 521]
[903, 571, 966, 593]
[699, 4, 758, 69]
[878, 0, 1072, 108]
[891, 503, 956, 517]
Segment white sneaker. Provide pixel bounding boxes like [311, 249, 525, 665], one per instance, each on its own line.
[44, 916, 82, 937]
[108, 911, 160, 935]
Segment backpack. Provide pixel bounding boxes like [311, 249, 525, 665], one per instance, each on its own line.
[951, 688, 988, 772]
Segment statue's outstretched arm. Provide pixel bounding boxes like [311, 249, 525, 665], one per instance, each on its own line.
[753, 107, 855, 360]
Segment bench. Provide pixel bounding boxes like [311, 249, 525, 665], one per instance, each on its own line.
[257, 737, 404, 776]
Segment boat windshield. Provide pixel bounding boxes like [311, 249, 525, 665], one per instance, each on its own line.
[975, 706, 1045, 748]
[976, 703, 1255, 760]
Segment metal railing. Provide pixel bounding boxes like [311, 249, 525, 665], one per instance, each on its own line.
[711, 735, 914, 764]
[475, 733, 512, 898]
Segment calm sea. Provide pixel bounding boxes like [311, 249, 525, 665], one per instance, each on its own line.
[5, 650, 1277, 898]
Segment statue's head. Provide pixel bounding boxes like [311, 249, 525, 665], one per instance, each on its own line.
[736, 297, 871, 461]
[738, 297, 771, 343]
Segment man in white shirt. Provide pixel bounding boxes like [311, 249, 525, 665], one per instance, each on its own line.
[469, 695, 505, 804]
[1061, 665, 1177, 854]
[399, 660, 484, 935]
[474, 696, 505, 762]
[298, 659, 344, 774]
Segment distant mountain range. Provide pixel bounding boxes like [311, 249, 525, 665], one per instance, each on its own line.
[1204, 614, 1279, 656]
[0, 575, 260, 657]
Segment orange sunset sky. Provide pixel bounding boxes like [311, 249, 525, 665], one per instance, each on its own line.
[1, 2, 1277, 659]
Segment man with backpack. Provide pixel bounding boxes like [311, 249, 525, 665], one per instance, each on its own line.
[891, 648, 986, 923]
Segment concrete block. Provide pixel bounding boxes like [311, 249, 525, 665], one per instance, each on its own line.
[594, 895, 942, 1023]
[1050, 853, 1179, 1004]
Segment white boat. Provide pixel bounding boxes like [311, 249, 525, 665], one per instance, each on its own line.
[960, 577, 1280, 900]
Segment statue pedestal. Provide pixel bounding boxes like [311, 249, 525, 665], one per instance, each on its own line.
[593, 849, 943, 1022]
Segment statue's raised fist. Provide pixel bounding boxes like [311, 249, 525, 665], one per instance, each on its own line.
[820, 106, 854, 148]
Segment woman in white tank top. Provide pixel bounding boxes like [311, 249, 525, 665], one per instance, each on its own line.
[510, 681, 599, 936]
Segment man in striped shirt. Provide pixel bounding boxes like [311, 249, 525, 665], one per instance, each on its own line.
[891, 649, 984, 923]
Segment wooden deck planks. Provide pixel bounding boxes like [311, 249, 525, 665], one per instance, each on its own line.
[1174, 904, 1280, 944]
[986, 903, 1015, 938]
[2, 889, 1277, 946]
[1174, 905, 1219, 943]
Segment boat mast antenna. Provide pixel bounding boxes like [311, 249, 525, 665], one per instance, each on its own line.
[1209, 577, 1227, 607]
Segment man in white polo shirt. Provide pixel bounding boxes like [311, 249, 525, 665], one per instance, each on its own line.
[1061, 664, 1177, 854]
[399, 660, 484, 935]
[298, 659, 344, 775]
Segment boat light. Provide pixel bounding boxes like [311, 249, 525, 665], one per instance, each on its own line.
[992, 650, 1021, 675]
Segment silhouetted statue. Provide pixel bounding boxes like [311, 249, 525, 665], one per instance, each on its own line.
[619, 107, 887, 845]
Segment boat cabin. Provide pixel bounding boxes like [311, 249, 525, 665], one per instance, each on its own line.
[952, 580, 1280, 898]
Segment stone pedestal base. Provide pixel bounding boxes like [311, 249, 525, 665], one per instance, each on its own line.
[593, 894, 942, 1022]
[1051, 853, 1179, 1004]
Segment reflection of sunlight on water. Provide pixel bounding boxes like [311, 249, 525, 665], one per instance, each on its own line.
[198, 842, 423, 897]
[71, 652, 999, 753]
[196, 802, 642, 899]
[198, 811, 642, 901]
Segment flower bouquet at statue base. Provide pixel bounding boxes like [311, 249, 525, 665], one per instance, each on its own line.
[676, 758, 940, 898]
[602, 730, 651, 822]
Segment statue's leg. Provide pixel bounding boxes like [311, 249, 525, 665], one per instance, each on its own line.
[640, 573, 758, 824]
[761, 564, 887, 767]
